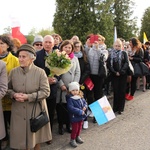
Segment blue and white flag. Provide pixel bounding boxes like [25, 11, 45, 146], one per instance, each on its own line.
[89, 96, 116, 125]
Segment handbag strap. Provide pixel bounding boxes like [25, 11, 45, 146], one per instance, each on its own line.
[31, 91, 42, 118]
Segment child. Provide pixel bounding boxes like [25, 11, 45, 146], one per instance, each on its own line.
[67, 82, 87, 148]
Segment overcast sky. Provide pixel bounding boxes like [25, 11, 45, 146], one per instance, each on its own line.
[0, 0, 149, 34]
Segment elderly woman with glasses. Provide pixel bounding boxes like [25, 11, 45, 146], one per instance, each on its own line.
[8, 44, 51, 150]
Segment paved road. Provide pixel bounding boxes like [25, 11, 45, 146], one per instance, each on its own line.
[41, 89, 150, 150]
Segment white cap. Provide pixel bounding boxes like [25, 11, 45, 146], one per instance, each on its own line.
[68, 82, 80, 92]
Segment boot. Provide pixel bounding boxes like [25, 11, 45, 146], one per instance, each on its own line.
[76, 136, 84, 144]
[70, 139, 78, 147]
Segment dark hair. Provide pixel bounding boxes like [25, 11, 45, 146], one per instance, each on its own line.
[129, 37, 141, 53]
[0, 35, 14, 51]
[129, 37, 140, 47]
[145, 41, 150, 45]
[60, 40, 74, 52]
[73, 40, 88, 62]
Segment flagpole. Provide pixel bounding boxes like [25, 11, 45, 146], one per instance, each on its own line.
[114, 26, 117, 43]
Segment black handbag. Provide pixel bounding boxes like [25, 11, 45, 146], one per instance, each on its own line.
[139, 62, 149, 76]
[98, 54, 107, 77]
[133, 63, 142, 77]
[30, 92, 49, 132]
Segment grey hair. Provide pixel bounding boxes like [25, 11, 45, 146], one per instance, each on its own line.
[27, 51, 36, 61]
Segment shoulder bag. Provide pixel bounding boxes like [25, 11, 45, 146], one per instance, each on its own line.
[98, 54, 107, 78]
[30, 91, 49, 132]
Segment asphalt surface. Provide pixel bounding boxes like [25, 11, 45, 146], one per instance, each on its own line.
[5, 88, 150, 150]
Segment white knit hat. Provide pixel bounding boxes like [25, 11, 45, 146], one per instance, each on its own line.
[68, 82, 80, 92]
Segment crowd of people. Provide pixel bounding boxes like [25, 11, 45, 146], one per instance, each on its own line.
[0, 33, 150, 150]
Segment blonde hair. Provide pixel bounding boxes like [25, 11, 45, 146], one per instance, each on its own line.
[68, 90, 84, 98]
[78, 90, 84, 98]
[97, 34, 105, 42]
[113, 38, 123, 49]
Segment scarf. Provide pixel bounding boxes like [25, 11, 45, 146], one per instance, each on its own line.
[68, 52, 74, 59]
[111, 49, 122, 70]
[74, 51, 83, 58]
[0, 52, 9, 59]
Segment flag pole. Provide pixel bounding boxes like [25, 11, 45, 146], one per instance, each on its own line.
[114, 26, 117, 43]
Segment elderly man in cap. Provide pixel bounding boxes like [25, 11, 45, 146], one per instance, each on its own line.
[32, 35, 43, 51]
[34, 35, 59, 145]
[8, 44, 51, 150]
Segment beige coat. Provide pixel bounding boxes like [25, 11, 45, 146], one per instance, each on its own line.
[8, 63, 51, 149]
[0, 60, 8, 140]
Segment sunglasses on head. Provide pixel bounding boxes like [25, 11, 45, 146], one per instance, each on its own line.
[35, 43, 42, 46]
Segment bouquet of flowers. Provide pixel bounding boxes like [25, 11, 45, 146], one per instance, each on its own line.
[45, 49, 72, 77]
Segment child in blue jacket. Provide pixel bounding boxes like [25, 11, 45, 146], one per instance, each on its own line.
[67, 82, 87, 148]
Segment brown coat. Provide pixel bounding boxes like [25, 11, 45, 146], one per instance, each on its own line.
[0, 60, 8, 139]
[8, 63, 51, 149]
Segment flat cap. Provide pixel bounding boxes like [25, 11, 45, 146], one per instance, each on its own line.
[17, 44, 36, 56]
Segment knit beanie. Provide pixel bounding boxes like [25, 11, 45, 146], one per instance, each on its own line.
[32, 35, 43, 45]
[68, 82, 80, 92]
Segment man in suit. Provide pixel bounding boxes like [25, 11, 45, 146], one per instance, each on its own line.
[34, 35, 59, 145]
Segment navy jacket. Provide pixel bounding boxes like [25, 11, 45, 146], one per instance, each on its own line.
[67, 94, 87, 123]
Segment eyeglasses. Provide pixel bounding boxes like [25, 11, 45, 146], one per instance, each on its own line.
[35, 43, 42, 46]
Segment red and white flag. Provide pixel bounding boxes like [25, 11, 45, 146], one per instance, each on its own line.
[11, 16, 27, 44]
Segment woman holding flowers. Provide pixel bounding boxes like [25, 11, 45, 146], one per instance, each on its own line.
[56, 40, 80, 135]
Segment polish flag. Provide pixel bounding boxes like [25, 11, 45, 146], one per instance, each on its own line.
[11, 16, 27, 44]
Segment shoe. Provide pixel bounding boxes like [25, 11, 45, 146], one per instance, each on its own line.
[143, 88, 146, 92]
[76, 136, 84, 144]
[83, 121, 88, 129]
[118, 111, 122, 115]
[126, 95, 134, 101]
[46, 140, 52, 145]
[58, 127, 64, 135]
[70, 139, 78, 147]
[89, 112, 94, 118]
[93, 117, 97, 123]
[125, 94, 130, 99]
